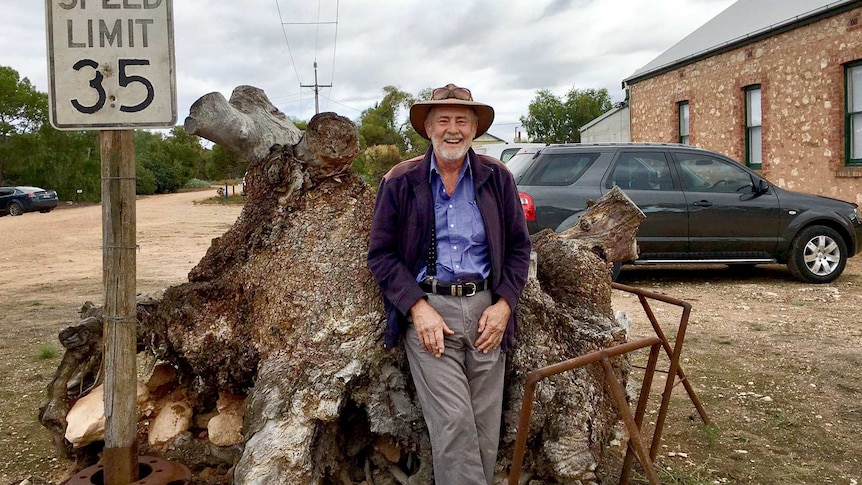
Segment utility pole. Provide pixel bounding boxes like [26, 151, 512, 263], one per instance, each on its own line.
[301, 61, 332, 115]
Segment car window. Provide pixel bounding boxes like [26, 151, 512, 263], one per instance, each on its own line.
[672, 153, 753, 193]
[520, 152, 598, 186]
[507, 152, 537, 183]
[0, 188, 14, 196]
[499, 148, 521, 162]
[609, 152, 672, 191]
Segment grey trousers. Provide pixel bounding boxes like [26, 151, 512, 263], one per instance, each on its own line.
[405, 292, 506, 485]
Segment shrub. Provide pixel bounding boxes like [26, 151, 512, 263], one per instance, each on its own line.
[136, 165, 157, 195]
[184, 178, 212, 189]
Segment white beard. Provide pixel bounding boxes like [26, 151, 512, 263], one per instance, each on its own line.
[431, 137, 469, 164]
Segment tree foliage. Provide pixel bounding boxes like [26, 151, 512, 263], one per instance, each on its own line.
[352, 86, 431, 183]
[0, 64, 217, 200]
[519, 87, 613, 143]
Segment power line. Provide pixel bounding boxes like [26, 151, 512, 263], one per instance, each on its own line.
[274, 0, 302, 87]
[275, 0, 340, 116]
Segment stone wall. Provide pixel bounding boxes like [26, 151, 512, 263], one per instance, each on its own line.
[629, 6, 862, 206]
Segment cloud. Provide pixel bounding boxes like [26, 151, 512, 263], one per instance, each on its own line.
[7, 0, 734, 140]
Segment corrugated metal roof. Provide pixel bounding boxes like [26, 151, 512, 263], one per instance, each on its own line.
[624, 0, 859, 85]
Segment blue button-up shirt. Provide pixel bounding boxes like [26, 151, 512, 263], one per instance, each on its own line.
[416, 154, 491, 283]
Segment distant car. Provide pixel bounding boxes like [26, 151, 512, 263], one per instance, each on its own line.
[512, 143, 862, 283]
[0, 186, 59, 216]
[473, 143, 547, 163]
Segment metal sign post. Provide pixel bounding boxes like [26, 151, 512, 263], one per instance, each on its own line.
[45, 1, 176, 483]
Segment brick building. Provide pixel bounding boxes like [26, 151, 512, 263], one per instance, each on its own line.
[623, 0, 862, 206]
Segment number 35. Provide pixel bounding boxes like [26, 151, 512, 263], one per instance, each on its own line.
[71, 59, 155, 114]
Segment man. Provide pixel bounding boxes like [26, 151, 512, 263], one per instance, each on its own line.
[367, 84, 531, 484]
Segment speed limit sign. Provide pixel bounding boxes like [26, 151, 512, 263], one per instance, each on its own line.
[45, 0, 177, 130]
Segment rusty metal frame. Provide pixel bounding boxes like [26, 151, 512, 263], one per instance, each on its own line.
[611, 282, 711, 484]
[508, 337, 664, 485]
[509, 283, 711, 485]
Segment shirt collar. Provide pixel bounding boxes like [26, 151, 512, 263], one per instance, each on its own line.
[429, 151, 472, 182]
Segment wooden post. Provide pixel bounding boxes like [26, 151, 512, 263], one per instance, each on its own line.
[100, 130, 139, 484]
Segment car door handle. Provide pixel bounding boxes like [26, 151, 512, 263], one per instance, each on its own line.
[692, 200, 712, 207]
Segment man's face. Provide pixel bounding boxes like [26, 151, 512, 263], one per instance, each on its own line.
[425, 106, 478, 164]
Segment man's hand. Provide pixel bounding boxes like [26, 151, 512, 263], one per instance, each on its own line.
[410, 299, 454, 358]
[476, 298, 510, 353]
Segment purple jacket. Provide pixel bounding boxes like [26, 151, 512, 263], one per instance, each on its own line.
[368, 148, 532, 350]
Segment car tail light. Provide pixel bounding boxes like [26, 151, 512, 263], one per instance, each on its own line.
[519, 192, 535, 221]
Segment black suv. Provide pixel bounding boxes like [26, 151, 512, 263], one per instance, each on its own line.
[510, 143, 862, 283]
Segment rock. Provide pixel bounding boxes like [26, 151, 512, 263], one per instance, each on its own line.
[65, 382, 149, 448]
[373, 436, 401, 463]
[149, 396, 194, 448]
[208, 413, 243, 447]
[146, 361, 178, 391]
[65, 385, 105, 448]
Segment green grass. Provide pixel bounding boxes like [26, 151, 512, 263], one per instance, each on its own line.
[37, 344, 59, 360]
[768, 410, 798, 429]
[196, 194, 245, 205]
[701, 424, 721, 445]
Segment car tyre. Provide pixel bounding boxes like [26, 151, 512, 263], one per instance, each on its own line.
[610, 261, 622, 281]
[787, 225, 847, 283]
[8, 202, 23, 216]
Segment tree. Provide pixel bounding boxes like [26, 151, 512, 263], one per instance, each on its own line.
[0, 66, 49, 184]
[137, 127, 210, 193]
[519, 87, 613, 143]
[207, 144, 246, 181]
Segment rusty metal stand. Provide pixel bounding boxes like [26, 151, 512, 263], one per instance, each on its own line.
[612, 282, 712, 484]
[508, 338, 665, 485]
[509, 284, 712, 485]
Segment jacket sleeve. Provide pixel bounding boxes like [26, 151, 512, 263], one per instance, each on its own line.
[495, 169, 532, 311]
[367, 177, 427, 318]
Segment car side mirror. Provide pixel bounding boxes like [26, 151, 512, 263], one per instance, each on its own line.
[755, 179, 769, 195]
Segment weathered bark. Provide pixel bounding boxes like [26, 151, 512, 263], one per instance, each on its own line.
[558, 186, 645, 264]
[45, 86, 645, 484]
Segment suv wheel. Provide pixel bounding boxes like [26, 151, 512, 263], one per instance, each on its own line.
[787, 225, 847, 283]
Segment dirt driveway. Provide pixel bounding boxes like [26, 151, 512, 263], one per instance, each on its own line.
[1, 191, 859, 483]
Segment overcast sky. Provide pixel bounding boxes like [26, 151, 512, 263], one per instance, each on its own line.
[6, 0, 735, 141]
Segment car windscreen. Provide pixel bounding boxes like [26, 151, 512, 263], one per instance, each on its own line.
[518, 152, 599, 186]
[507, 152, 539, 183]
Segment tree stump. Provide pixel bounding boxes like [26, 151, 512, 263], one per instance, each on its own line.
[42, 86, 646, 484]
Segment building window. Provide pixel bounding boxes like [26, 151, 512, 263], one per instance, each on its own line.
[847, 62, 862, 166]
[678, 101, 690, 145]
[745, 85, 762, 168]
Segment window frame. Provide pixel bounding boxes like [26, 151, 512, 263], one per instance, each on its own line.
[744, 85, 762, 169]
[846, 61, 862, 166]
[678, 101, 690, 145]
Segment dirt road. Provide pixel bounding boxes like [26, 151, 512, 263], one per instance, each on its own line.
[0, 190, 859, 483]
[0, 190, 242, 482]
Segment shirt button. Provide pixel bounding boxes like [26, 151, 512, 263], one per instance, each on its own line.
[449, 204, 454, 209]
[450, 223, 455, 228]
[455, 264, 460, 269]
[453, 246, 458, 250]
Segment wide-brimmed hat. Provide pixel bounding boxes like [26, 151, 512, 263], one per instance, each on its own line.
[409, 83, 495, 140]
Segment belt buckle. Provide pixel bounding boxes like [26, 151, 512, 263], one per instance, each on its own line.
[462, 281, 477, 297]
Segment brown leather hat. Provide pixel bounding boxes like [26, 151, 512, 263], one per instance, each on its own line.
[409, 83, 495, 140]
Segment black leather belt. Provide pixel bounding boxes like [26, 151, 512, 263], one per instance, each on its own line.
[420, 279, 490, 297]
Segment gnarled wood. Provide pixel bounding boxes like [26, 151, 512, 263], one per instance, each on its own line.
[46, 86, 644, 484]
